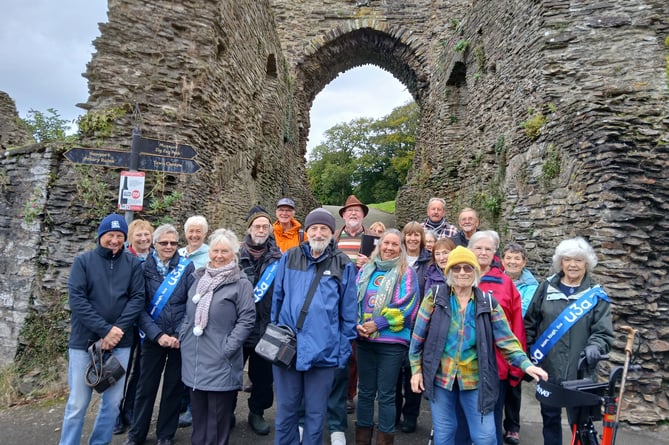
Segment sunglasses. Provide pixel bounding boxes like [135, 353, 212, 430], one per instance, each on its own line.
[451, 264, 474, 273]
[156, 241, 178, 247]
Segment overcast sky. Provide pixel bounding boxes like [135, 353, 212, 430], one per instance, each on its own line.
[0, 0, 412, 152]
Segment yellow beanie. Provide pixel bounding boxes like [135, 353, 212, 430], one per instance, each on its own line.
[444, 246, 481, 275]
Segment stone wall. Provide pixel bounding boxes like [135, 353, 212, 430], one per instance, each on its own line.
[0, 144, 51, 368]
[271, 0, 669, 423]
[0, 0, 316, 371]
[0, 92, 33, 149]
[398, 0, 669, 423]
[82, 0, 316, 227]
[0, 0, 667, 422]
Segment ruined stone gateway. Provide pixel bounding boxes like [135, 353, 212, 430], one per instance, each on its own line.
[0, 0, 667, 423]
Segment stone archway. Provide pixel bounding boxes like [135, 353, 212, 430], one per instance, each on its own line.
[290, 21, 430, 156]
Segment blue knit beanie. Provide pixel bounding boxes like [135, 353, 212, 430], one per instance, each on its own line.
[98, 213, 128, 240]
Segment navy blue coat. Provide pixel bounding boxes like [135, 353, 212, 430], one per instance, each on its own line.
[139, 252, 195, 342]
[67, 245, 145, 350]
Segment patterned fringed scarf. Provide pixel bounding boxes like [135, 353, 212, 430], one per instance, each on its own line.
[357, 256, 401, 317]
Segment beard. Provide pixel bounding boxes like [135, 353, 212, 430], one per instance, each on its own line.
[251, 233, 269, 245]
[309, 237, 331, 255]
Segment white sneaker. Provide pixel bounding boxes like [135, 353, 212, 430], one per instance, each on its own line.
[299, 426, 304, 442]
[331, 431, 346, 445]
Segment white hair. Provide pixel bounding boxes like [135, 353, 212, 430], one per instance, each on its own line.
[552, 237, 597, 272]
[184, 215, 209, 234]
[427, 197, 446, 210]
[152, 223, 179, 243]
[208, 228, 240, 254]
[467, 230, 500, 250]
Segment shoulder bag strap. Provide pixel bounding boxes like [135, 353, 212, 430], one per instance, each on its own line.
[296, 257, 332, 330]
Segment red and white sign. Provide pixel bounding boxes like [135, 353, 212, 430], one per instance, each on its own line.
[118, 171, 145, 211]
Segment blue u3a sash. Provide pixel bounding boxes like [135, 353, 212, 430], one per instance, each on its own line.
[148, 256, 192, 321]
[529, 285, 609, 365]
[253, 261, 278, 303]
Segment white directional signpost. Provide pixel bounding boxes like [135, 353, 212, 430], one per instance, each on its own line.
[64, 128, 201, 222]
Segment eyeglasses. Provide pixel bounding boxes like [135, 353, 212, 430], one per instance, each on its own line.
[451, 264, 474, 273]
[251, 224, 270, 231]
[156, 241, 178, 247]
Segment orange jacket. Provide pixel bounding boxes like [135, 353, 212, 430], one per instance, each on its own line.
[273, 218, 307, 253]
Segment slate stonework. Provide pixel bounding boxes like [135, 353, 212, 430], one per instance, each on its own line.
[0, 0, 667, 422]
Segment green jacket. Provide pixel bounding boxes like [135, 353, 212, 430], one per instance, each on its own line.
[524, 272, 613, 382]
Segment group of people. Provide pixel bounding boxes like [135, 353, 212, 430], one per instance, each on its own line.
[57, 194, 613, 445]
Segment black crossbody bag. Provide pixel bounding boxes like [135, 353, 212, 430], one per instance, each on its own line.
[255, 257, 330, 368]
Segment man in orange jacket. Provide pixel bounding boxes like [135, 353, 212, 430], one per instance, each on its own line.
[272, 197, 307, 253]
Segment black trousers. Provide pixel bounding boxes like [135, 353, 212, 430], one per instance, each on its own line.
[541, 402, 563, 445]
[504, 382, 522, 433]
[191, 388, 236, 445]
[128, 340, 183, 442]
[395, 351, 422, 423]
[244, 345, 274, 414]
[119, 327, 141, 424]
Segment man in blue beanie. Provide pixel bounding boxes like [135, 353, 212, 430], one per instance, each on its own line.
[271, 207, 358, 445]
[58, 213, 146, 445]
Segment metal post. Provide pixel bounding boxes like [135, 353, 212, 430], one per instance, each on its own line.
[124, 127, 141, 226]
[124, 104, 142, 226]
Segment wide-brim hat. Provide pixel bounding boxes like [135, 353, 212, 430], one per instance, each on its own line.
[339, 194, 369, 217]
[443, 246, 481, 275]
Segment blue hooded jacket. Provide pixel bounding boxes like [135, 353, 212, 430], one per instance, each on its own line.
[271, 240, 358, 371]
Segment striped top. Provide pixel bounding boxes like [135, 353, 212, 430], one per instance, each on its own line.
[337, 229, 364, 263]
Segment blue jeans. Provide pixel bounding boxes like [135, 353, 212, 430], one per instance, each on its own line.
[430, 384, 496, 445]
[59, 347, 130, 445]
[356, 341, 406, 433]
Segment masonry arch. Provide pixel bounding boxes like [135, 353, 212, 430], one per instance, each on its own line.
[291, 21, 430, 154]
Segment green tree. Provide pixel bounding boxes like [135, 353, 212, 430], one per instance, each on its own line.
[21, 108, 72, 143]
[307, 119, 373, 204]
[307, 102, 418, 205]
[355, 102, 418, 203]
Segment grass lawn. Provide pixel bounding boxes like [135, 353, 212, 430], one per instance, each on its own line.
[368, 201, 395, 213]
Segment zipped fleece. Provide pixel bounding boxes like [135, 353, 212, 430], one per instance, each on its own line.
[67, 245, 145, 350]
